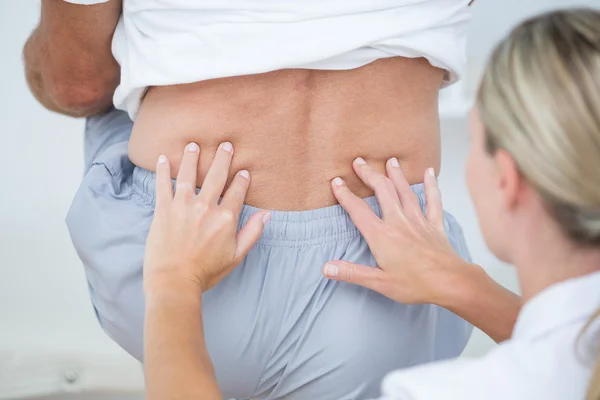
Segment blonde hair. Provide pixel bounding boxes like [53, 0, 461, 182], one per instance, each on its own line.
[587, 309, 600, 400]
[476, 9, 600, 400]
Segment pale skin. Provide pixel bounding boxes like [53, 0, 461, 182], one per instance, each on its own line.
[145, 106, 600, 399]
[323, 158, 520, 343]
[143, 119, 522, 399]
[144, 141, 270, 400]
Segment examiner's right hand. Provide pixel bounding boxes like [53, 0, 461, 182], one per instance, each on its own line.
[323, 158, 473, 305]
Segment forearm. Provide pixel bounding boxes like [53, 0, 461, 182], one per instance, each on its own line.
[23, 0, 121, 117]
[144, 280, 222, 400]
[436, 262, 521, 343]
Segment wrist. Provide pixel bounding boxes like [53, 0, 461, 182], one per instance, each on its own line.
[430, 259, 488, 310]
[144, 273, 204, 306]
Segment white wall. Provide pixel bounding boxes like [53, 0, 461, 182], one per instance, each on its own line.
[0, 2, 144, 399]
[465, 0, 600, 91]
[1, 0, 597, 398]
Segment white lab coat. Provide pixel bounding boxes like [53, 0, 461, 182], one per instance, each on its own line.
[378, 271, 600, 400]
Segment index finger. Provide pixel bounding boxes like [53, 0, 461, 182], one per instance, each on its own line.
[331, 177, 380, 236]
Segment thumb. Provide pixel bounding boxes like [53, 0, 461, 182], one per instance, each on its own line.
[322, 261, 385, 292]
[234, 211, 271, 261]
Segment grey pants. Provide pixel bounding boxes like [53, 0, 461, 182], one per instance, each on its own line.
[66, 108, 473, 399]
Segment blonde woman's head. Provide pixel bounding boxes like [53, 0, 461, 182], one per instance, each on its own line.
[466, 10, 600, 399]
[467, 8, 600, 262]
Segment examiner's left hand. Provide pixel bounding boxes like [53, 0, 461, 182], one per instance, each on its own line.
[143, 142, 271, 295]
[323, 158, 471, 306]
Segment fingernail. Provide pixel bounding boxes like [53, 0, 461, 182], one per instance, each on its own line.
[355, 157, 367, 165]
[240, 170, 250, 179]
[263, 213, 272, 224]
[221, 142, 233, 153]
[325, 263, 339, 277]
[187, 143, 199, 152]
[333, 177, 345, 186]
[428, 168, 436, 177]
[158, 155, 167, 164]
[390, 157, 400, 168]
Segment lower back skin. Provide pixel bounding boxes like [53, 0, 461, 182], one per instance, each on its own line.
[128, 57, 444, 210]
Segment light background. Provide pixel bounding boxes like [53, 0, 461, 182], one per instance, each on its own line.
[1, 0, 598, 398]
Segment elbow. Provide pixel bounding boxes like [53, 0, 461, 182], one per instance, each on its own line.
[23, 29, 118, 118]
[51, 79, 116, 118]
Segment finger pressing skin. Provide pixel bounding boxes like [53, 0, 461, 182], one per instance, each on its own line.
[352, 158, 403, 221]
[155, 155, 173, 210]
[220, 170, 250, 216]
[175, 142, 200, 200]
[234, 211, 271, 262]
[331, 177, 380, 236]
[386, 157, 424, 221]
[322, 260, 386, 294]
[198, 142, 234, 204]
[424, 168, 445, 232]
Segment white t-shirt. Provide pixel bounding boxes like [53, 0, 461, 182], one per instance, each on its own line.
[377, 271, 600, 400]
[64, 0, 472, 120]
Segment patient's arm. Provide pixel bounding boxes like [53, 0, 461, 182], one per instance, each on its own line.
[23, 0, 121, 118]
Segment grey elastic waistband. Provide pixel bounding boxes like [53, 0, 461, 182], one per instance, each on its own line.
[132, 166, 426, 246]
